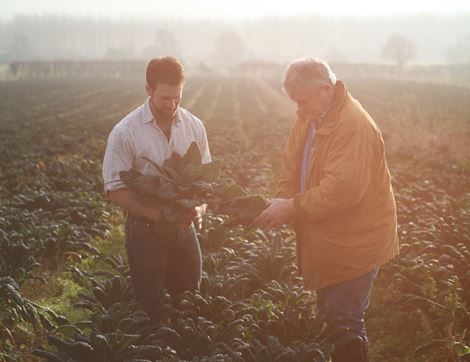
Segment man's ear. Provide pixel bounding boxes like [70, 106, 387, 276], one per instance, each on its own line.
[145, 84, 152, 97]
[325, 84, 334, 95]
[320, 84, 329, 93]
[319, 84, 332, 101]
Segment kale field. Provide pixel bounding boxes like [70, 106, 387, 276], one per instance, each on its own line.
[1, 75, 470, 361]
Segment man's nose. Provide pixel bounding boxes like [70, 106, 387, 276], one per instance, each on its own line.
[165, 99, 176, 108]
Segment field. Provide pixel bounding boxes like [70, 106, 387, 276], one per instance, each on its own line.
[1, 75, 470, 361]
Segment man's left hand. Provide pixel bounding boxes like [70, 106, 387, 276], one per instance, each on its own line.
[192, 204, 207, 230]
[177, 204, 207, 230]
[251, 198, 295, 230]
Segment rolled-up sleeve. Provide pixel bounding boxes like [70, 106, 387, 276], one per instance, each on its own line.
[197, 122, 211, 164]
[102, 126, 134, 194]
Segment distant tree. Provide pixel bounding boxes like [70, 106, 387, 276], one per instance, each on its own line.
[324, 48, 348, 63]
[9, 32, 33, 61]
[446, 33, 470, 64]
[381, 34, 416, 70]
[103, 46, 135, 60]
[213, 31, 246, 66]
[142, 29, 182, 59]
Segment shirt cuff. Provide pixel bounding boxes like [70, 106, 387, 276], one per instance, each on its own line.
[103, 179, 128, 194]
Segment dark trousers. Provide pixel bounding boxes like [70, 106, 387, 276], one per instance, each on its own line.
[124, 214, 202, 323]
[316, 266, 379, 343]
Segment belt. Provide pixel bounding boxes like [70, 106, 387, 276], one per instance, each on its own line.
[126, 212, 155, 227]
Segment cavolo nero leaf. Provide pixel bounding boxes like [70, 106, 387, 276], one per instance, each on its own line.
[141, 156, 176, 184]
[182, 141, 202, 167]
[119, 142, 269, 234]
[156, 182, 182, 200]
[214, 184, 247, 199]
[198, 160, 222, 181]
[119, 169, 160, 196]
[190, 180, 217, 193]
[176, 199, 202, 209]
[216, 196, 269, 226]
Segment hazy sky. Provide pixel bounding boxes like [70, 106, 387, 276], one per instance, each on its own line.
[2, 0, 470, 20]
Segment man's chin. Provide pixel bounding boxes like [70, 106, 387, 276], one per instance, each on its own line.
[157, 110, 177, 119]
[296, 111, 309, 121]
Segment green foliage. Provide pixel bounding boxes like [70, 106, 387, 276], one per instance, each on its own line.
[120, 142, 268, 235]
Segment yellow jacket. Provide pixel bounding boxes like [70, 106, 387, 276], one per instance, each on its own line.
[276, 81, 399, 290]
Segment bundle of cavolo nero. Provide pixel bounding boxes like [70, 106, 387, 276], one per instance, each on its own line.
[119, 142, 268, 235]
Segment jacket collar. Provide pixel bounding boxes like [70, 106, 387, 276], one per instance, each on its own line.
[316, 80, 348, 135]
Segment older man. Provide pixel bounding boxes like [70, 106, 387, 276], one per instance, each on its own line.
[103, 57, 210, 323]
[254, 58, 399, 361]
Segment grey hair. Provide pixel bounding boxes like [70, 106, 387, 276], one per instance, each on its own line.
[282, 57, 337, 95]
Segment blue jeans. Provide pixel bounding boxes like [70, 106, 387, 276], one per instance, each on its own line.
[316, 266, 379, 342]
[124, 213, 202, 323]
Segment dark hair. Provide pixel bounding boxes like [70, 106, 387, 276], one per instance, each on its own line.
[146, 57, 185, 89]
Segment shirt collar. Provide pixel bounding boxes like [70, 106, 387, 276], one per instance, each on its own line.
[142, 97, 182, 126]
[308, 105, 330, 130]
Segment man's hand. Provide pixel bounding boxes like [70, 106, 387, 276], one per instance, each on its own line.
[192, 204, 207, 230]
[251, 198, 295, 230]
[178, 204, 207, 230]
